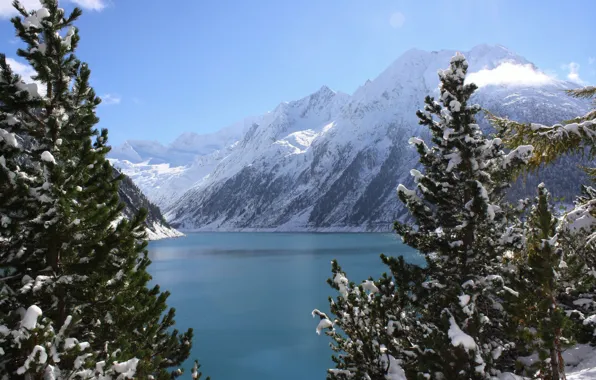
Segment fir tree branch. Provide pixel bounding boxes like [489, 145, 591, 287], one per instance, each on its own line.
[489, 111, 596, 172]
[566, 86, 596, 99]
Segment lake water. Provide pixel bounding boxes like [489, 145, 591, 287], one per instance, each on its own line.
[147, 232, 422, 380]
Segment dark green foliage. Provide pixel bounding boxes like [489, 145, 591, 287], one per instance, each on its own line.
[494, 85, 596, 354]
[0, 1, 205, 378]
[503, 185, 573, 379]
[556, 184, 596, 347]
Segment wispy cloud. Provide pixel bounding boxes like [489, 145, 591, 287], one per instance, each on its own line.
[68, 0, 107, 11]
[562, 62, 583, 84]
[466, 62, 555, 88]
[5, 57, 36, 82]
[589, 57, 595, 65]
[100, 94, 121, 105]
[0, 0, 41, 18]
[0, 0, 107, 18]
[389, 12, 405, 29]
[5, 57, 121, 103]
[5, 57, 47, 96]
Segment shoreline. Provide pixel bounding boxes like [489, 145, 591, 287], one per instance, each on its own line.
[175, 226, 396, 234]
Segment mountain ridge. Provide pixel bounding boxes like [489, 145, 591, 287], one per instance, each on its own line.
[109, 44, 590, 231]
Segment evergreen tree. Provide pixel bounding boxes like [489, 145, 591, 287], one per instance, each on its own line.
[0, 1, 206, 378]
[315, 53, 533, 379]
[0, 304, 143, 379]
[491, 86, 596, 347]
[313, 258, 424, 380]
[503, 184, 573, 379]
[392, 52, 533, 379]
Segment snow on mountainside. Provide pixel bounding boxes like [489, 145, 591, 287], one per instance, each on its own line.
[109, 116, 263, 208]
[109, 44, 590, 231]
[114, 168, 183, 240]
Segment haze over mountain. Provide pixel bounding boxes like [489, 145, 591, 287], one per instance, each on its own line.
[108, 44, 589, 231]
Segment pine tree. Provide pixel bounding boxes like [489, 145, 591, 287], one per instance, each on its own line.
[491, 86, 596, 348]
[0, 304, 143, 379]
[0, 1, 206, 378]
[315, 53, 533, 379]
[503, 184, 573, 379]
[392, 52, 535, 378]
[313, 258, 424, 380]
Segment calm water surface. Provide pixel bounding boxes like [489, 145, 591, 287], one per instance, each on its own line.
[147, 232, 422, 380]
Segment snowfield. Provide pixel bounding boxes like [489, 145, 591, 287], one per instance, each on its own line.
[497, 344, 596, 379]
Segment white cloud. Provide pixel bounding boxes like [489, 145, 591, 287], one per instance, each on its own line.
[4, 58, 120, 103]
[0, 0, 41, 18]
[5, 57, 36, 82]
[100, 94, 121, 105]
[466, 62, 555, 88]
[589, 57, 595, 65]
[4, 57, 47, 96]
[562, 62, 583, 84]
[68, 0, 106, 11]
[0, 0, 106, 18]
[389, 12, 405, 28]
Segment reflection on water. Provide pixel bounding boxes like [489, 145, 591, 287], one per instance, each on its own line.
[147, 232, 420, 380]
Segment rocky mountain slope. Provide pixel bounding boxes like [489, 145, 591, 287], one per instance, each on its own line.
[114, 168, 183, 240]
[109, 44, 590, 232]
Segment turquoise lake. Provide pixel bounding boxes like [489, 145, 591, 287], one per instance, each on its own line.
[147, 232, 422, 380]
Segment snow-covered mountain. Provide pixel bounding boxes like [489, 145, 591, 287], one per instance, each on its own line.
[109, 116, 263, 208]
[109, 44, 590, 231]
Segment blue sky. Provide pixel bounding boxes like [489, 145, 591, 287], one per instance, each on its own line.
[0, 0, 594, 146]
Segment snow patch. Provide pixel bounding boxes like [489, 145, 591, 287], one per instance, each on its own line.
[448, 316, 477, 351]
[21, 305, 42, 330]
[41, 151, 56, 164]
[361, 280, 379, 294]
[145, 221, 184, 241]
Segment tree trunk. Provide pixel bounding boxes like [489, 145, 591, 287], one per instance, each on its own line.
[552, 329, 567, 380]
[550, 348, 561, 380]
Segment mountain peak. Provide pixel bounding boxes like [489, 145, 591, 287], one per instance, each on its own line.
[464, 44, 531, 70]
[399, 47, 427, 59]
[110, 141, 142, 163]
[468, 43, 504, 55]
[317, 85, 335, 95]
[392, 44, 529, 71]
[353, 44, 535, 102]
